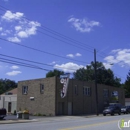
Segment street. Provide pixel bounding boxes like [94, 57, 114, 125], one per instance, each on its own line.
[0, 114, 130, 130]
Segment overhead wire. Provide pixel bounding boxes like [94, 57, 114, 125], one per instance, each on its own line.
[0, 5, 126, 81]
[0, 5, 107, 57]
[0, 37, 88, 64]
[0, 53, 81, 71]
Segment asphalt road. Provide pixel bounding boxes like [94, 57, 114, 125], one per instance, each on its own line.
[0, 114, 130, 130]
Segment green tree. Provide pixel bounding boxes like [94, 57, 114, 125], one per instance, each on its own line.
[73, 61, 121, 87]
[0, 78, 17, 95]
[46, 69, 64, 78]
[124, 70, 130, 98]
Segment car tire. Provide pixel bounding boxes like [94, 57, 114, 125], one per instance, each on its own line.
[103, 114, 106, 116]
[111, 113, 114, 116]
[0, 117, 4, 120]
[118, 112, 121, 115]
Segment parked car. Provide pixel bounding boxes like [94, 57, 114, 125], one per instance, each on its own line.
[103, 105, 121, 116]
[0, 108, 7, 119]
[121, 106, 130, 114]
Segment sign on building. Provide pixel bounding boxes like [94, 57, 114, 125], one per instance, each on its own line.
[60, 73, 70, 98]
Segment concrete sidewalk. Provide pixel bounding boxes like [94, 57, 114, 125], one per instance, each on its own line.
[0, 114, 103, 124]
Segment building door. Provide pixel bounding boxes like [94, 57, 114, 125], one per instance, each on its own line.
[8, 102, 11, 113]
[58, 102, 64, 115]
[68, 102, 72, 115]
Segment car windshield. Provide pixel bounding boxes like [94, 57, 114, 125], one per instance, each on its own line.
[105, 106, 114, 109]
[121, 106, 126, 108]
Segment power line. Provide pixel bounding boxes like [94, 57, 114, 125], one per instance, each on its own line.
[0, 5, 107, 58]
[0, 59, 51, 71]
[0, 37, 88, 64]
[0, 53, 81, 71]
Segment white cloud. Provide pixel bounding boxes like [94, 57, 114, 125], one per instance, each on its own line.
[0, 10, 41, 42]
[104, 49, 130, 68]
[1, 33, 7, 36]
[17, 31, 28, 38]
[103, 63, 113, 69]
[50, 61, 56, 65]
[10, 65, 19, 69]
[54, 62, 85, 73]
[3, 0, 9, 2]
[66, 54, 74, 58]
[68, 17, 100, 33]
[15, 26, 22, 31]
[75, 53, 82, 57]
[6, 70, 22, 76]
[8, 37, 21, 43]
[0, 27, 2, 31]
[66, 53, 82, 58]
[2, 10, 24, 21]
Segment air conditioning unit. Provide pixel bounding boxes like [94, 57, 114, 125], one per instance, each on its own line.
[30, 97, 34, 100]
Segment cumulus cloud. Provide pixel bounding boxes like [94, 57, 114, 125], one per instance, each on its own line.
[66, 53, 82, 58]
[8, 37, 21, 43]
[104, 49, 130, 68]
[50, 61, 56, 65]
[3, 0, 9, 2]
[68, 17, 100, 33]
[10, 65, 19, 69]
[66, 54, 74, 58]
[0, 27, 2, 31]
[2, 10, 24, 21]
[15, 26, 22, 31]
[103, 63, 113, 69]
[6, 70, 22, 76]
[0, 10, 41, 42]
[54, 62, 85, 73]
[75, 53, 82, 57]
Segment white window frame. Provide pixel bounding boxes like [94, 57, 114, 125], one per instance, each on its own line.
[22, 86, 28, 95]
[83, 87, 91, 96]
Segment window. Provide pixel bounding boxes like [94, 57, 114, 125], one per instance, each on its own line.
[83, 87, 91, 96]
[22, 86, 28, 95]
[40, 84, 44, 94]
[74, 85, 78, 95]
[103, 89, 109, 97]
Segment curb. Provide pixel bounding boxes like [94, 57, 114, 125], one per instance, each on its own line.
[0, 119, 38, 124]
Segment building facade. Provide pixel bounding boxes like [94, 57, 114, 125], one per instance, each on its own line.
[17, 77, 125, 116]
[0, 88, 17, 114]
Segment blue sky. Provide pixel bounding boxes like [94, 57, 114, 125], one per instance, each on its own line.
[0, 0, 130, 83]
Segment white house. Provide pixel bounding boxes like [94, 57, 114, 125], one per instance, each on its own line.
[0, 88, 17, 114]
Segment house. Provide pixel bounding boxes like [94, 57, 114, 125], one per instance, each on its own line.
[17, 76, 125, 116]
[0, 88, 17, 114]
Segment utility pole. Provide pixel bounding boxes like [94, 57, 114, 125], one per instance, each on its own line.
[94, 49, 99, 116]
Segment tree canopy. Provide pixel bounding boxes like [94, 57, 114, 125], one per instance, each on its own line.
[0, 79, 17, 95]
[73, 61, 121, 87]
[124, 70, 130, 98]
[46, 69, 64, 78]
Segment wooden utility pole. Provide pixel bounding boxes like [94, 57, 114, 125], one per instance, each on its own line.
[94, 49, 99, 116]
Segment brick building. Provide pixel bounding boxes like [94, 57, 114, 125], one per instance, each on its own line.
[17, 76, 125, 116]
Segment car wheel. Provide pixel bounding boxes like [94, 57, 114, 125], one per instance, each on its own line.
[111, 113, 114, 116]
[0, 117, 4, 120]
[118, 112, 121, 115]
[103, 114, 106, 116]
